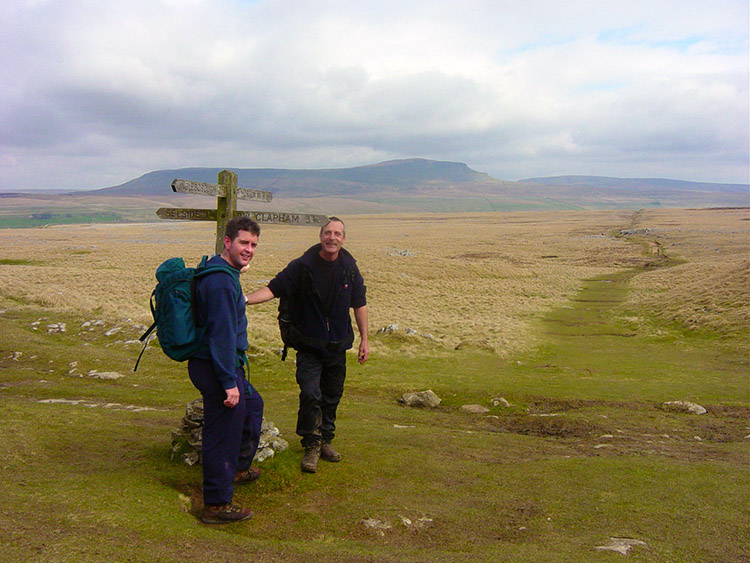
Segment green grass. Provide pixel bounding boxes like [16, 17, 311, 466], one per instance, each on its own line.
[512, 269, 749, 405]
[0, 258, 36, 265]
[0, 212, 124, 228]
[0, 260, 748, 562]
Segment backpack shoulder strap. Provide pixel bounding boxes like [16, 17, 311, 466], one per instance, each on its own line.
[195, 259, 240, 281]
[195, 263, 242, 296]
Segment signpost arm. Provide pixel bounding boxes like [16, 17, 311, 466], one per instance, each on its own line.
[162, 171, 324, 233]
[215, 170, 238, 255]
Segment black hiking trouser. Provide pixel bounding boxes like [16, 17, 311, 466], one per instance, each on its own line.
[294, 348, 347, 447]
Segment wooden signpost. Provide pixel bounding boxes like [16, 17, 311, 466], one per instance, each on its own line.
[156, 170, 327, 254]
[170, 178, 272, 202]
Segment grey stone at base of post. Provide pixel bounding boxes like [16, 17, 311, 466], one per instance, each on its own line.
[170, 398, 289, 466]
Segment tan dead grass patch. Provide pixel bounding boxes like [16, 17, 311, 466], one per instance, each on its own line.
[622, 208, 749, 339]
[0, 208, 745, 357]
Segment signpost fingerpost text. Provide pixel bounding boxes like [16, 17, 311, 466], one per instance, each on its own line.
[156, 170, 327, 253]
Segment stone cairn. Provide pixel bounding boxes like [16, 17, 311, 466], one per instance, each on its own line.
[171, 398, 289, 466]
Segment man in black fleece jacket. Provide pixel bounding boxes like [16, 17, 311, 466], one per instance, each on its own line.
[246, 217, 368, 473]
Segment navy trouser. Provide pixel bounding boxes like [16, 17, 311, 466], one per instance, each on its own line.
[295, 348, 346, 447]
[188, 358, 264, 505]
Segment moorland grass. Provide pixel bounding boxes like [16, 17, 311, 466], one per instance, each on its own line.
[0, 209, 747, 562]
[0, 212, 123, 229]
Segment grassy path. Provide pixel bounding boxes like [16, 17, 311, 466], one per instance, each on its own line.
[512, 249, 748, 405]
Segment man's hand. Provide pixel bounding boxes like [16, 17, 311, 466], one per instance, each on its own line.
[358, 340, 369, 364]
[354, 306, 369, 364]
[224, 386, 239, 407]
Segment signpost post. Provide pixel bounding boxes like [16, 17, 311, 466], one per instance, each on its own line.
[159, 170, 327, 254]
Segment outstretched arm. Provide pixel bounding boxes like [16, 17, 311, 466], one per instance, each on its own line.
[245, 286, 275, 305]
[354, 305, 369, 364]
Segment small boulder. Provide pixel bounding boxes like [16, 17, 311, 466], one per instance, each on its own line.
[399, 390, 441, 408]
[87, 370, 125, 380]
[660, 401, 707, 415]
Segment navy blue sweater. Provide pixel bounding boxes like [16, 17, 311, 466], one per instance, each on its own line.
[193, 255, 247, 389]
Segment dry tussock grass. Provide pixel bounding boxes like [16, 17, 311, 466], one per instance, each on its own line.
[624, 208, 749, 338]
[0, 208, 746, 356]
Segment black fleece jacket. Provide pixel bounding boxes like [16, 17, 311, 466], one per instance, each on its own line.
[267, 244, 366, 352]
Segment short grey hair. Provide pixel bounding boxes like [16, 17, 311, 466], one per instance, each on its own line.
[320, 216, 345, 236]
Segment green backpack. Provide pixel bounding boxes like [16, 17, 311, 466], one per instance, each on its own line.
[134, 256, 238, 371]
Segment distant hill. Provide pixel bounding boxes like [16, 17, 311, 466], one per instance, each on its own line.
[86, 158, 496, 198]
[3, 159, 745, 227]
[519, 175, 748, 195]
[67, 158, 749, 213]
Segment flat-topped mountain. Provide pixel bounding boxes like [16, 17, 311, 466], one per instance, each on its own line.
[80, 158, 747, 210]
[85, 158, 497, 198]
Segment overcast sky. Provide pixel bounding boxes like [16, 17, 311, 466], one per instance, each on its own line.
[1, 0, 748, 191]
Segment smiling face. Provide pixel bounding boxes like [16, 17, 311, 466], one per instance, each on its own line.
[319, 219, 345, 261]
[222, 229, 259, 270]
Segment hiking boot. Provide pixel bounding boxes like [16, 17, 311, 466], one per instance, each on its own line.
[200, 502, 253, 524]
[320, 441, 341, 462]
[301, 443, 321, 473]
[234, 467, 261, 485]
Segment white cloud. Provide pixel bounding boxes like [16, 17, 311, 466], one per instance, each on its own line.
[0, 0, 747, 190]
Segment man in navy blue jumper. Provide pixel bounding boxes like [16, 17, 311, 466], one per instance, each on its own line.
[246, 217, 368, 473]
[189, 216, 264, 524]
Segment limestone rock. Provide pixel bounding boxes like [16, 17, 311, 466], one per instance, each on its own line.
[87, 370, 125, 380]
[399, 515, 433, 529]
[363, 515, 433, 536]
[660, 401, 707, 415]
[595, 537, 647, 555]
[171, 398, 287, 465]
[362, 518, 392, 536]
[398, 390, 441, 408]
[461, 404, 490, 414]
[46, 323, 66, 334]
[377, 324, 400, 334]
